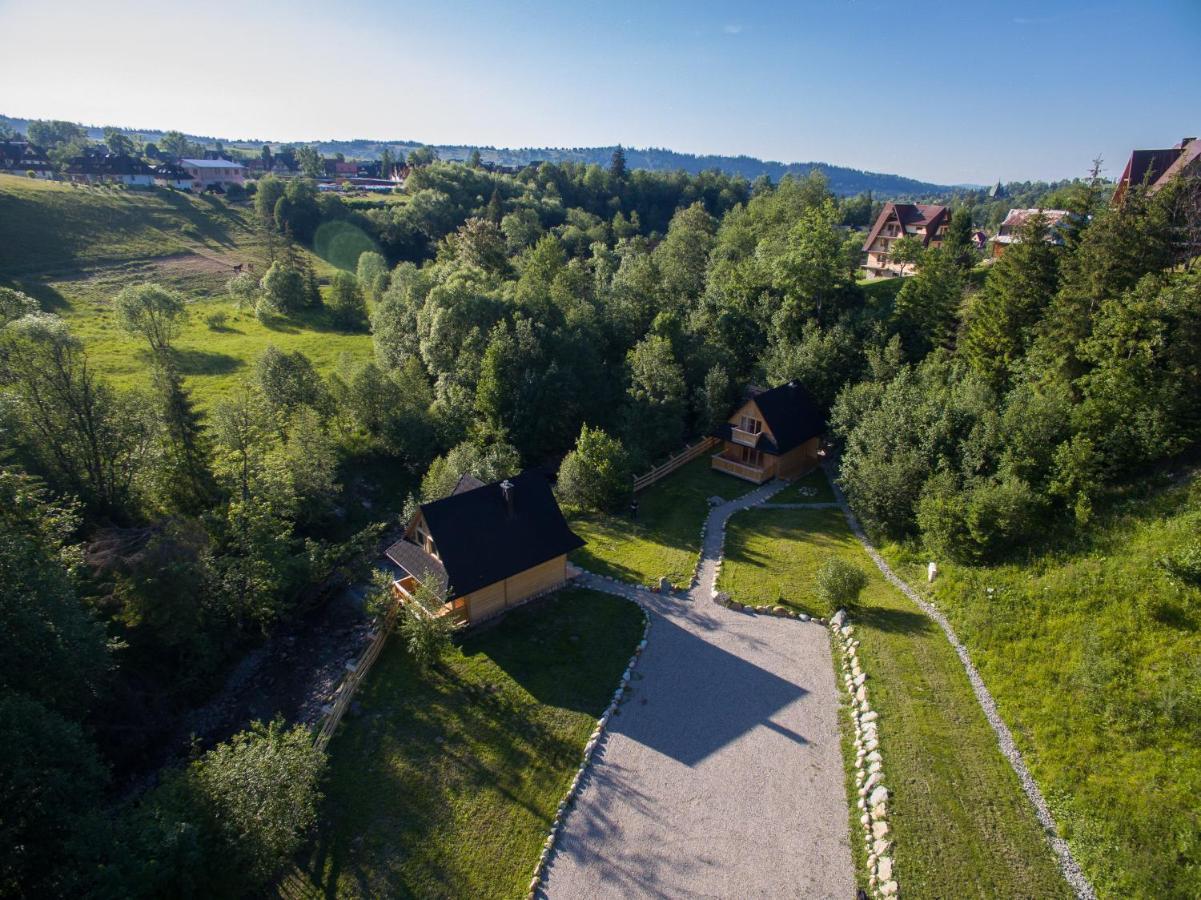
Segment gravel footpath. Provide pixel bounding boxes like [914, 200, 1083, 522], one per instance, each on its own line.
[827, 469, 1096, 900]
[542, 483, 854, 899]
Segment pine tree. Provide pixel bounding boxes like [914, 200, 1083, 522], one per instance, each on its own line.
[151, 358, 216, 512]
[610, 145, 627, 180]
[485, 187, 503, 224]
[962, 213, 1059, 388]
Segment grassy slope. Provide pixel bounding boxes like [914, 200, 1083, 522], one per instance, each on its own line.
[721, 506, 1070, 897]
[883, 476, 1201, 899]
[287, 589, 644, 899]
[568, 456, 754, 587]
[0, 175, 374, 408]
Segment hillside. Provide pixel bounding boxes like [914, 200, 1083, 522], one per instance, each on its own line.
[0, 175, 374, 406]
[883, 471, 1201, 898]
[0, 113, 958, 197]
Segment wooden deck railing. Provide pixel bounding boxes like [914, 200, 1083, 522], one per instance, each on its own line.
[632, 436, 720, 493]
[710, 452, 769, 484]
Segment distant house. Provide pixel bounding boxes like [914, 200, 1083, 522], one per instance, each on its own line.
[861, 203, 950, 277]
[65, 153, 155, 187]
[384, 471, 584, 626]
[153, 163, 194, 190]
[0, 140, 53, 178]
[1113, 137, 1201, 205]
[323, 159, 359, 179]
[711, 381, 825, 484]
[178, 158, 245, 191]
[988, 180, 1005, 199]
[971, 230, 988, 251]
[989, 208, 1073, 258]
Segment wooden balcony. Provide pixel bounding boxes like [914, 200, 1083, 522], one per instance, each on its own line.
[730, 426, 760, 447]
[711, 452, 770, 484]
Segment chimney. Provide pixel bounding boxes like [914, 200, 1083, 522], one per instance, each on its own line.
[500, 479, 515, 517]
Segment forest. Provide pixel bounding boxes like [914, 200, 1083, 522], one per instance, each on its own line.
[3, 142, 1200, 897]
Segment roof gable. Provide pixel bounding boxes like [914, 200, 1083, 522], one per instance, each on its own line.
[417, 470, 584, 598]
[717, 382, 825, 455]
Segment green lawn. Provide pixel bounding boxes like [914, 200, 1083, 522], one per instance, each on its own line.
[882, 475, 1201, 899]
[776, 466, 836, 503]
[569, 455, 755, 587]
[288, 589, 644, 899]
[720, 506, 1071, 897]
[1, 174, 375, 408]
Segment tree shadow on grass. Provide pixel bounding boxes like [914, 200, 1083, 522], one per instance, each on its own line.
[857, 604, 933, 636]
[170, 347, 244, 375]
[2, 277, 73, 312]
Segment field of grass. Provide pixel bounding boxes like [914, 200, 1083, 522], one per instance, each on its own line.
[882, 475, 1201, 898]
[286, 588, 644, 899]
[568, 456, 754, 587]
[1, 174, 375, 408]
[720, 506, 1071, 897]
[0, 174, 260, 274]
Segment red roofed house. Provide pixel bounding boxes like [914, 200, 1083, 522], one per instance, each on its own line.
[990, 208, 1073, 258]
[1113, 137, 1201, 205]
[861, 203, 950, 277]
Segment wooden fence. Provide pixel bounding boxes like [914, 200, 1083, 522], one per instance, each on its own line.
[313, 600, 401, 752]
[632, 436, 720, 493]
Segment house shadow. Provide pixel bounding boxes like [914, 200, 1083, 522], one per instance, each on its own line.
[858, 604, 932, 636]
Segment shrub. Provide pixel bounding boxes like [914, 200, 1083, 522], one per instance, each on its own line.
[204, 311, 228, 330]
[226, 271, 259, 309]
[259, 261, 308, 314]
[326, 271, 368, 330]
[964, 477, 1045, 561]
[557, 425, 632, 512]
[815, 557, 869, 613]
[1159, 539, 1201, 588]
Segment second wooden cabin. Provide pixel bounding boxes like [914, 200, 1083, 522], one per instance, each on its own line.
[710, 381, 825, 484]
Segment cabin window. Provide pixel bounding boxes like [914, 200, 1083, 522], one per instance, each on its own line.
[740, 446, 763, 467]
[739, 415, 762, 434]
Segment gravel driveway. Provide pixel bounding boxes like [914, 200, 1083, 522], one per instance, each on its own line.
[543, 486, 853, 899]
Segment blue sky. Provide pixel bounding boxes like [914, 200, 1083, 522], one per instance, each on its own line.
[1, 0, 1197, 185]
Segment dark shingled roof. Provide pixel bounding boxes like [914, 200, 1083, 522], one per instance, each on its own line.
[417, 470, 584, 599]
[714, 381, 825, 455]
[384, 538, 448, 596]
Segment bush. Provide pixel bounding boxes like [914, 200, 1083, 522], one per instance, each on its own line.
[111, 720, 325, 896]
[557, 425, 632, 512]
[1159, 539, 1201, 588]
[815, 557, 868, 613]
[326, 271, 368, 330]
[964, 477, 1045, 561]
[260, 261, 309, 314]
[204, 311, 228, 330]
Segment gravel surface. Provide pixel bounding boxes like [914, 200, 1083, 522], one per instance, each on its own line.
[826, 466, 1096, 900]
[543, 482, 854, 899]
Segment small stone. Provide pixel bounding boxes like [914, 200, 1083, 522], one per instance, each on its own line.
[880, 879, 899, 896]
[831, 609, 848, 628]
[872, 820, 890, 840]
[871, 802, 888, 821]
[869, 785, 889, 807]
[873, 838, 891, 857]
[869, 760, 883, 775]
[773, 605, 788, 616]
[853, 672, 867, 688]
[841, 625, 854, 638]
[866, 750, 883, 764]
[855, 685, 867, 704]
[799, 613, 810, 622]
[859, 813, 871, 827]
[863, 771, 882, 792]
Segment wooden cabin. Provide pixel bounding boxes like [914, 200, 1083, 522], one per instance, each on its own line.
[711, 381, 825, 484]
[383, 470, 584, 626]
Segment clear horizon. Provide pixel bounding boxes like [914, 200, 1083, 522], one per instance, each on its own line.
[1, 0, 1198, 185]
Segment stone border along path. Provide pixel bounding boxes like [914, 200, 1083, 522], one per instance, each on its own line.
[535, 473, 855, 893]
[825, 466, 1097, 900]
[831, 608, 897, 898]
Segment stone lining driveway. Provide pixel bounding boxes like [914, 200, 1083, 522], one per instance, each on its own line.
[542, 483, 853, 899]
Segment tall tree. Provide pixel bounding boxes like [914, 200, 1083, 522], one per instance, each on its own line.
[610, 145, 627, 180]
[113, 283, 187, 357]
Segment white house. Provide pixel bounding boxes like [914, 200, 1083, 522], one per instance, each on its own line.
[178, 158, 246, 191]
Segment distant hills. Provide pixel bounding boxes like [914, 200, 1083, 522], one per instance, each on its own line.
[1, 113, 962, 197]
